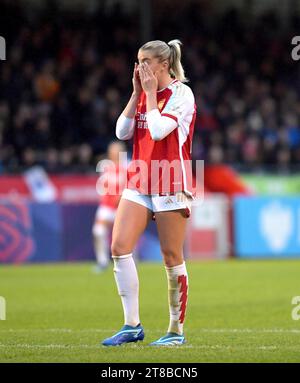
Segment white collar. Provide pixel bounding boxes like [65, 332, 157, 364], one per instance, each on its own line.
[157, 79, 177, 93]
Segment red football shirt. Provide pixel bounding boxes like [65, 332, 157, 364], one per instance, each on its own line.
[127, 79, 197, 195]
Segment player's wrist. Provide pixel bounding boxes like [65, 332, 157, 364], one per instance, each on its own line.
[144, 88, 156, 96]
[132, 90, 141, 98]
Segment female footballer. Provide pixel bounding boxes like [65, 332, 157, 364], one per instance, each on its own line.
[102, 39, 196, 346]
[92, 140, 127, 273]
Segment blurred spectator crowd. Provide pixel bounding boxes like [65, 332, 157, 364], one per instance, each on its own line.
[1, 1, 300, 174]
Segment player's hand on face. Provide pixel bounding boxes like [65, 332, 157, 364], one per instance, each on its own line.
[139, 62, 158, 94]
[132, 62, 142, 95]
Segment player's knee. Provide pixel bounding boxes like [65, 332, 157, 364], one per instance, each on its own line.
[111, 239, 132, 257]
[161, 247, 181, 266]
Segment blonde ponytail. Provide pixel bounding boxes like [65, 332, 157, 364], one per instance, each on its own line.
[167, 39, 188, 83]
[139, 39, 188, 83]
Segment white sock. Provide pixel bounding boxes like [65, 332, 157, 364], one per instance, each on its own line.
[93, 224, 110, 267]
[112, 253, 140, 327]
[165, 262, 189, 335]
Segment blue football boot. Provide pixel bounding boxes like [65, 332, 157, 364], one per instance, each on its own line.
[149, 332, 186, 346]
[101, 324, 145, 346]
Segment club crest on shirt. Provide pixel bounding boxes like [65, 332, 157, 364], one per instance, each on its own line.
[158, 99, 166, 111]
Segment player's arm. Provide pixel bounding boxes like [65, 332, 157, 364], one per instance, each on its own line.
[139, 62, 177, 141]
[146, 109, 177, 141]
[116, 104, 136, 140]
[116, 63, 141, 140]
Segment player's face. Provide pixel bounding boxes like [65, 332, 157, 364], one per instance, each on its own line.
[137, 50, 168, 78]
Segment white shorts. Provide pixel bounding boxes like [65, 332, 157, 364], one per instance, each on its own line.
[121, 188, 193, 218]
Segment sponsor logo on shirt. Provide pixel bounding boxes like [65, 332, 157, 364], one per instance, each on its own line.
[136, 112, 148, 129]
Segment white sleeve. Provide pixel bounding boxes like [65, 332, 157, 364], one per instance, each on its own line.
[116, 114, 135, 140]
[160, 85, 195, 129]
[146, 109, 178, 141]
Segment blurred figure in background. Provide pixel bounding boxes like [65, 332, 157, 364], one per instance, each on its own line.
[92, 140, 127, 272]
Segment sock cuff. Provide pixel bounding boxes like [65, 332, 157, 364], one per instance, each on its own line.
[112, 253, 133, 260]
[165, 261, 186, 272]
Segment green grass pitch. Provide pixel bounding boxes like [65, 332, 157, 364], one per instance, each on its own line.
[0, 259, 300, 362]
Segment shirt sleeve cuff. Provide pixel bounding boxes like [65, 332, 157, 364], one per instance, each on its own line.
[161, 113, 178, 123]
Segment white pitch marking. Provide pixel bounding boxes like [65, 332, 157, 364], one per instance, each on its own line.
[0, 343, 300, 351]
[0, 328, 300, 334]
[199, 328, 300, 334]
[0, 343, 98, 349]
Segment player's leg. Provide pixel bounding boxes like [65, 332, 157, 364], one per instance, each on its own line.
[92, 220, 111, 271]
[111, 197, 152, 257]
[92, 206, 115, 271]
[150, 194, 191, 346]
[156, 208, 187, 266]
[102, 191, 152, 346]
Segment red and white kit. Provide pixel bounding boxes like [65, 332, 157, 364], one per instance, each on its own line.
[116, 79, 196, 217]
[93, 162, 127, 234]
